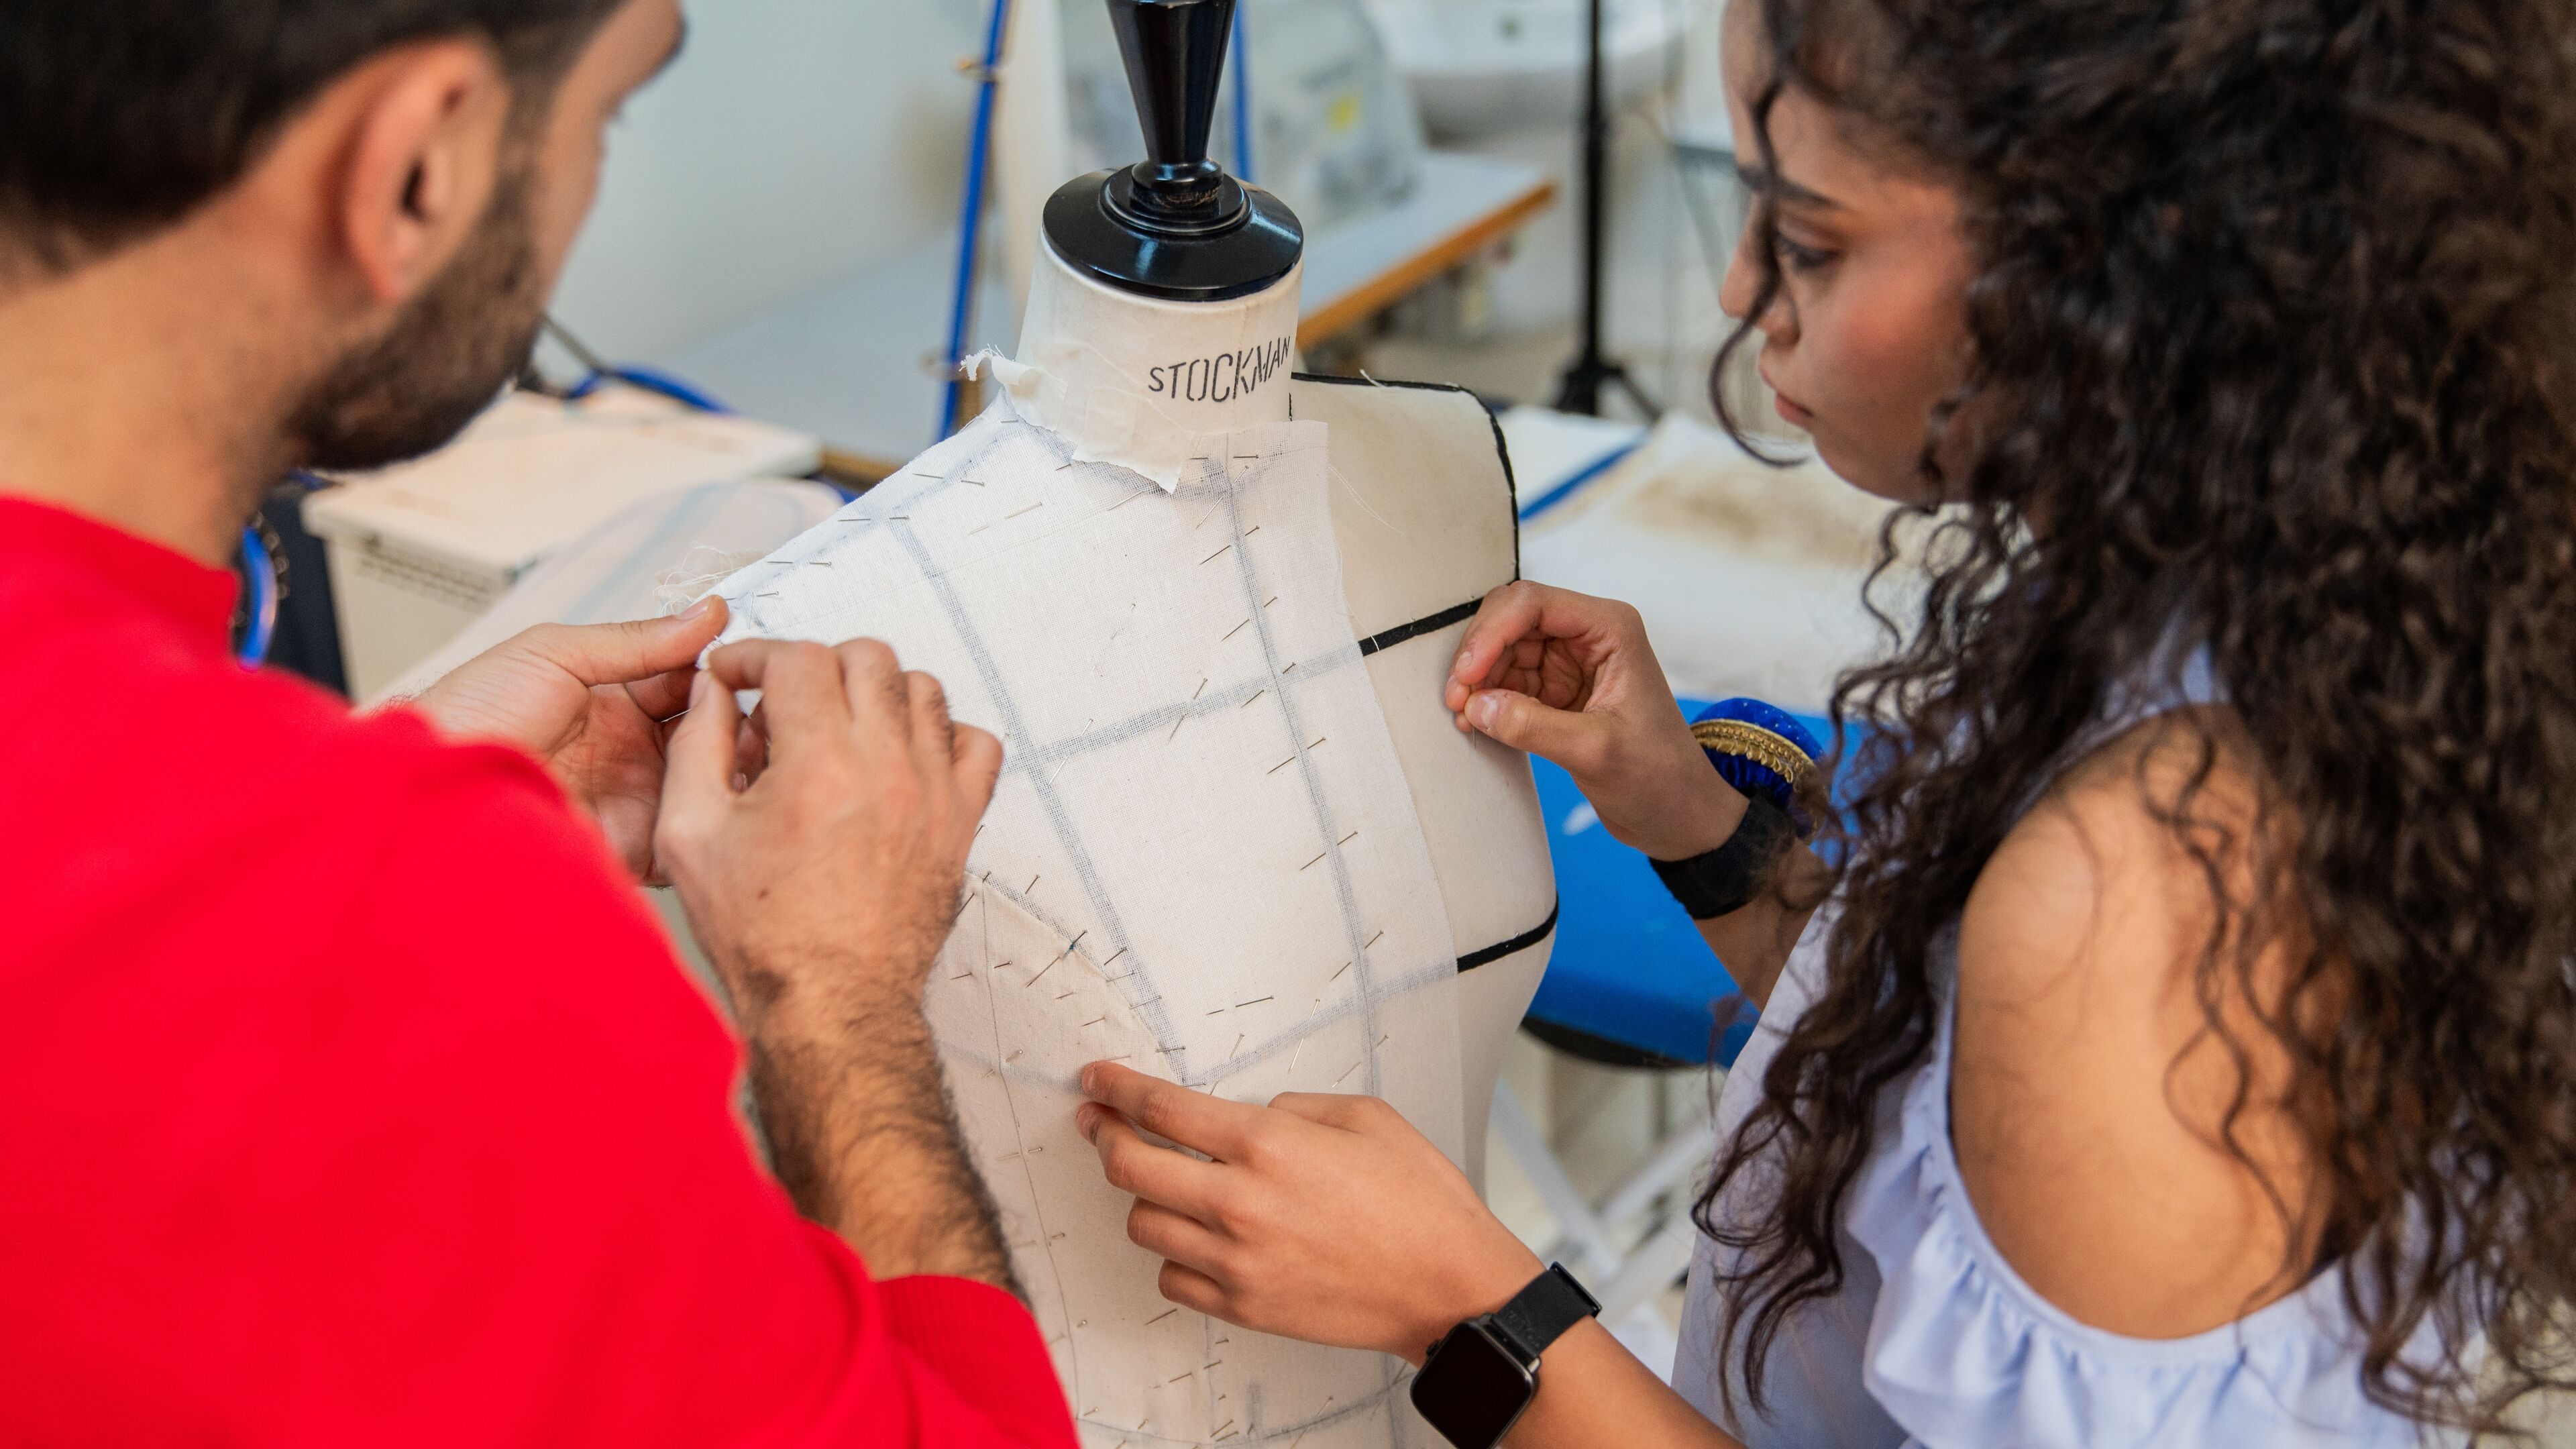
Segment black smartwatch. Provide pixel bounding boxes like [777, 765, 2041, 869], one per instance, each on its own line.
[1410, 1264, 1601, 1449]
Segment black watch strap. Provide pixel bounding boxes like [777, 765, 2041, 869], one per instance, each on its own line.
[1489, 1263, 1601, 1362]
[1650, 792, 1796, 921]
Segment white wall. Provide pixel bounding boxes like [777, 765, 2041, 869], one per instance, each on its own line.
[547, 0, 989, 360]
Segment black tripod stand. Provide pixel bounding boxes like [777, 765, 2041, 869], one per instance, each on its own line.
[1551, 0, 1660, 420]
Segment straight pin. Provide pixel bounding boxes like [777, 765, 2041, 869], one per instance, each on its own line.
[1222, 619, 1252, 641]
[1102, 947, 1129, 969]
[1300, 851, 1327, 870]
[1267, 756, 1296, 775]
[1200, 544, 1232, 566]
[1147, 1308, 1179, 1324]
[1006, 501, 1044, 519]
[1331, 960, 1352, 981]
[1241, 689, 1266, 708]
[1338, 830, 1360, 847]
[1236, 996, 1274, 1008]
[1336, 1060, 1362, 1085]
[1366, 930, 1385, 949]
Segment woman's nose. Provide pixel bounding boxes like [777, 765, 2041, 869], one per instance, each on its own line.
[1718, 219, 1796, 344]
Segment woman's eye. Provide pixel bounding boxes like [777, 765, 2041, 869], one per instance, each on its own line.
[1773, 235, 1838, 273]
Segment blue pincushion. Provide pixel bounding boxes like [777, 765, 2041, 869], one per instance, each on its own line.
[1690, 698, 1824, 828]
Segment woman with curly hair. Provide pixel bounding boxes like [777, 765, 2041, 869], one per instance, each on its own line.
[1071, 0, 2576, 1442]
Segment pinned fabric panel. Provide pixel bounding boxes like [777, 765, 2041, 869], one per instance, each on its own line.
[713, 404, 1462, 1449]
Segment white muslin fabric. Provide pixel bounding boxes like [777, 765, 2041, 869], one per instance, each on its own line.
[711, 400, 1464, 1449]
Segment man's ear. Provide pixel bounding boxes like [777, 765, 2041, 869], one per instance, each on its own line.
[331, 40, 515, 306]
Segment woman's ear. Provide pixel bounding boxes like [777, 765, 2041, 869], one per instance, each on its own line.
[331, 40, 514, 306]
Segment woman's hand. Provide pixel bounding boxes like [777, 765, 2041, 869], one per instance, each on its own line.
[1447, 581, 1744, 861]
[405, 598, 727, 881]
[1077, 1063, 1544, 1364]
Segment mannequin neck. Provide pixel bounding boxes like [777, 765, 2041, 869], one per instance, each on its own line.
[1008, 243, 1302, 460]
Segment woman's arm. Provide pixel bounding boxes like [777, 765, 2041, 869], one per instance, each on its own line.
[1075, 1065, 1748, 1449]
[1446, 582, 1819, 1008]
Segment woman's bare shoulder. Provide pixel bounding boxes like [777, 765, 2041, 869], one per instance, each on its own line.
[1949, 708, 2319, 1339]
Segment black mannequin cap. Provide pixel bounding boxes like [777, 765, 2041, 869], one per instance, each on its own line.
[1044, 0, 1303, 302]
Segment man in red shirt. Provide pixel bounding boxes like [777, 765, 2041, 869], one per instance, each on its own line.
[0, 3, 1077, 1445]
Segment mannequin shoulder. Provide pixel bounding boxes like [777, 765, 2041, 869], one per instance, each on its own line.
[1950, 708, 2321, 1338]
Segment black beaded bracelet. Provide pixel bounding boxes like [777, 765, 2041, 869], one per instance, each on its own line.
[1650, 792, 1798, 921]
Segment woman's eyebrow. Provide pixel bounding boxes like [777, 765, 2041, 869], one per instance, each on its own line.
[1737, 162, 1839, 211]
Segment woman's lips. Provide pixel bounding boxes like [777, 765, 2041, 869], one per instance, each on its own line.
[1759, 362, 1815, 428]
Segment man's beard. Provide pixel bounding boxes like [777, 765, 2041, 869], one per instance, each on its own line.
[287, 168, 549, 473]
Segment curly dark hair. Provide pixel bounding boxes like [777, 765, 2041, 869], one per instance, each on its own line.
[1697, 0, 2576, 1436]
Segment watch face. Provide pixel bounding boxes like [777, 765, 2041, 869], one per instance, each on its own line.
[1410, 1323, 1538, 1449]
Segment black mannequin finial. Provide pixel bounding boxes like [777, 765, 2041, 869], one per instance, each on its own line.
[1044, 0, 1303, 301]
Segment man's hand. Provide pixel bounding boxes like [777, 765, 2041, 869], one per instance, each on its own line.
[655, 638, 1016, 1288]
[407, 598, 728, 880]
[1077, 1063, 1543, 1364]
[1446, 581, 1746, 861]
[655, 638, 1000, 1030]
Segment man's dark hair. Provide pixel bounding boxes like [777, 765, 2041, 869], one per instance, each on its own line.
[0, 0, 627, 275]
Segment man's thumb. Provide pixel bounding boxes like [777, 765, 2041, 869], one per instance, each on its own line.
[1465, 688, 1607, 771]
[532, 597, 728, 686]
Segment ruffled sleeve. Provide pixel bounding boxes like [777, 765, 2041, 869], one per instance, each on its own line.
[1841, 992, 2443, 1449]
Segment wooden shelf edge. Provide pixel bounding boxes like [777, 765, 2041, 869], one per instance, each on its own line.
[1297, 177, 1560, 352]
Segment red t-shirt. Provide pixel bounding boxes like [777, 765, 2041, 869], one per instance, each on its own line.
[0, 497, 1077, 1448]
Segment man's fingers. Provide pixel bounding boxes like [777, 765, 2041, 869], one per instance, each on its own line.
[833, 639, 912, 752]
[953, 724, 1004, 819]
[626, 663, 700, 723]
[661, 670, 744, 820]
[528, 597, 728, 690]
[905, 672, 955, 771]
[1080, 1062, 1260, 1160]
[706, 641, 851, 759]
[1462, 688, 1616, 776]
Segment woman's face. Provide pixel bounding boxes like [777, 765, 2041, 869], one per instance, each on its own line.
[1719, 9, 1978, 503]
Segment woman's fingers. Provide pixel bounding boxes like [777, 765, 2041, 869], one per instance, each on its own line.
[1080, 1106, 1234, 1221]
[1158, 1259, 1229, 1318]
[1128, 1198, 1230, 1272]
[1446, 583, 1554, 709]
[1464, 687, 1614, 775]
[1081, 1062, 1261, 1160]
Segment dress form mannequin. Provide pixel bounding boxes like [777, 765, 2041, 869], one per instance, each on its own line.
[713, 3, 1552, 1440]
